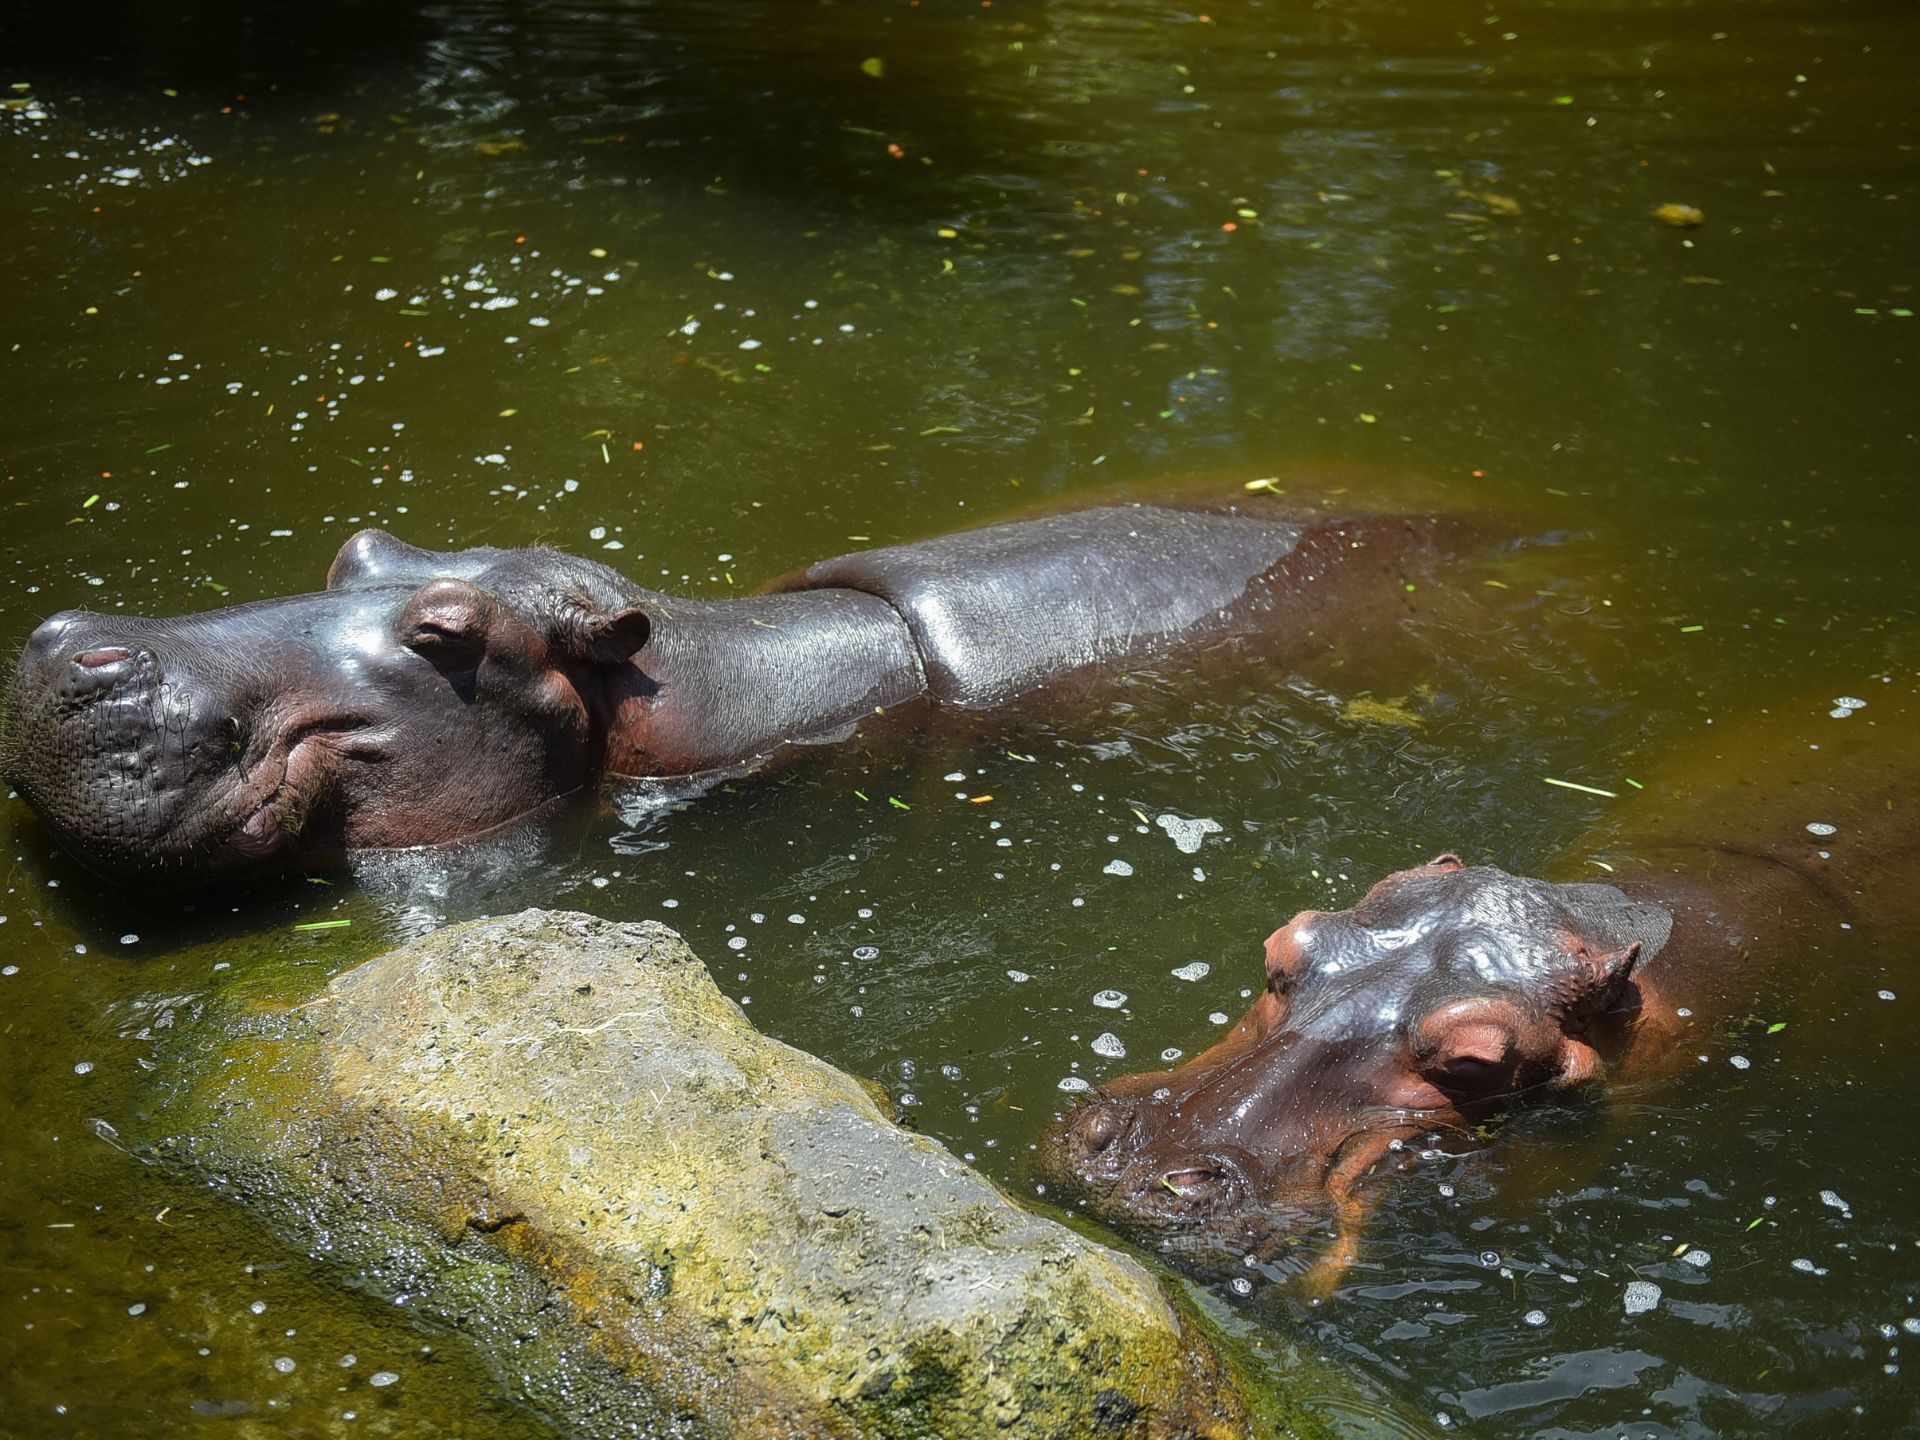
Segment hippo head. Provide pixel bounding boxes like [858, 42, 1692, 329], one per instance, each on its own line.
[1, 531, 654, 884]
[1037, 857, 1672, 1278]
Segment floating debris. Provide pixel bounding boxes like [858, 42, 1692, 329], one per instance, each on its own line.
[1655, 203, 1705, 228]
[1542, 776, 1617, 799]
[1342, 696, 1424, 729]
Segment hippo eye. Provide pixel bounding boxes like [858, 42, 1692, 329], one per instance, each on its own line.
[225, 716, 246, 756]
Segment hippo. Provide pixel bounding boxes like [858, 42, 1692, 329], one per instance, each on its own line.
[1037, 675, 1920, 1293]
[2, 500, 1464, 885]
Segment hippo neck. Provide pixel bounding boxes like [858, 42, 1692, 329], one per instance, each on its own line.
[592, 587, 926, 777]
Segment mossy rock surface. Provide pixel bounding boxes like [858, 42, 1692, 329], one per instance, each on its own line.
[170, 909, 1262, 1439]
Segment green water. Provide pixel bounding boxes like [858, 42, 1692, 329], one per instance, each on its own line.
[3, 1, 1917, 1435]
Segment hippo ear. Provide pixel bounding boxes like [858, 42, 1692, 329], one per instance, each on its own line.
[553, 601, 652, 666]
[1426, 852, 1464, 872]
[1564, 940, 1642, 1026]
[398, 578, 496, 674]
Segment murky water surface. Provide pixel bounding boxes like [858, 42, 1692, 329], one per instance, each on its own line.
[4, 1, 1917, 1435]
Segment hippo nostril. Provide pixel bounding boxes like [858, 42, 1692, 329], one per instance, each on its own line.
[75, 647, 133, 669]
[1161, 1168, 1219, 1196]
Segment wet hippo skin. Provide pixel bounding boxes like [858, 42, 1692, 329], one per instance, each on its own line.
[2, 500, 1458, 885]
[1037, 675, 1920, 1294]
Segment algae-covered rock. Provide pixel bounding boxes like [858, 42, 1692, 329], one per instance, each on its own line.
[168, 910, 1260, 1439]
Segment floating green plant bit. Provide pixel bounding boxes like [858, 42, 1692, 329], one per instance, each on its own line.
[293, 919, 352, 932]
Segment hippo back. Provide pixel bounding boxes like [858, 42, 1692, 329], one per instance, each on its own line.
[771, 505, 1310, 709]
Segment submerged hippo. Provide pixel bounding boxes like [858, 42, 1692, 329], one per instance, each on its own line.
[1038, 677, 1920, 1291]
[3, 500, 1463, 885]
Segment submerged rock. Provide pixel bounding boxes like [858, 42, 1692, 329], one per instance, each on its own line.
[167, 910, 1258, 1439]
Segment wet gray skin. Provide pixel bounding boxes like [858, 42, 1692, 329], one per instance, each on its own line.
[3, 505, 1430, 887]
[1038, 857, 1673, 1277]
